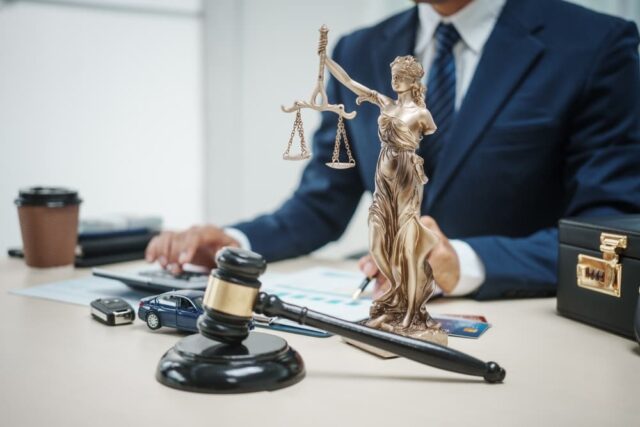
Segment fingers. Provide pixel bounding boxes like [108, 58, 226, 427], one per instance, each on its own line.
[158, 232, 174, 267]
[420, 215, 444, 238]
[358, 254, 392, 298]
[145, 225, 235, 273]
[178, 236, 198, 265]
[167, 232, 186, 273]
[358, 254, 379, 278]
[175, 231, 205, 272]
[357, 254, 370, 270]
[420, 215, 436, 229]
[373, 275, 389, 299]
[145, 232, 174, 266]
[420, 216, 460, 294]
[144, 231, 189, 272]
[145, 236, 159, 262]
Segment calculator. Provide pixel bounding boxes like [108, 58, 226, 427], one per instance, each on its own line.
[93, 267, 210, 292]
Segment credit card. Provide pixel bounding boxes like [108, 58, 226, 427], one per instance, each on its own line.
[442, 314, 488, 323]
[432, 315, 491, 339]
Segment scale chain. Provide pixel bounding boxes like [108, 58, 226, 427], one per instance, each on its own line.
[283, 110, 310, 160]
[330, 116, 355, 165]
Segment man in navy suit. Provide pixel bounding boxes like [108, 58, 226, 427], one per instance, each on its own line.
[146, 0, 640, 300]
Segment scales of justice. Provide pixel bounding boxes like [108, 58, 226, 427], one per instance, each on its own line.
[282, 25, 445, 345]
[154, 26, 505, 394]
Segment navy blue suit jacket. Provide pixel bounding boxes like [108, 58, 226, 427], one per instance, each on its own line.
[234, 0, 640, 299]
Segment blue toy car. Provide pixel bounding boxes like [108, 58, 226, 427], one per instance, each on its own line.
[138, 290, 205, 333]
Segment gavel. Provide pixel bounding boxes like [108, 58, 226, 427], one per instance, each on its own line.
[156, 247, 505, 393]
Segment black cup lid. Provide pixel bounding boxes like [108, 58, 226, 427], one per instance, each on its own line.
[15, 187, 82, 207]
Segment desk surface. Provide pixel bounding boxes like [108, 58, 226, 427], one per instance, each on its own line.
[1, 256, 638, 427]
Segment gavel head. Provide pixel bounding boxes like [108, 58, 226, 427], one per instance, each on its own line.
[197, 247, 267, 344]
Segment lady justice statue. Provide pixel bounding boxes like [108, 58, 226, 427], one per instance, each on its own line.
[282, 26, 446, 345]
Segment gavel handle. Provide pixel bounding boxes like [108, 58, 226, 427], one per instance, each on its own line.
[254, 292, 505, 383]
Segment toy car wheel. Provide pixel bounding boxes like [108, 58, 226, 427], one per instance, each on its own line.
[146, 312, 161, 330]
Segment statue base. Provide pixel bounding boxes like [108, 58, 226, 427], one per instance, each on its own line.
[345, 318, 448, 358]
[365, 317, 448, 347]
[396, 326, 448, 347]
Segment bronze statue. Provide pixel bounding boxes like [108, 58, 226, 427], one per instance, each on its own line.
[283, 27, 447, 345]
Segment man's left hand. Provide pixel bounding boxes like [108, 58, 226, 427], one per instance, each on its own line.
[420, 216, 460, 294]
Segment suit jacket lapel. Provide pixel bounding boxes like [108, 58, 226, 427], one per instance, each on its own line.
[372, 7, 419, 97]
[425, 1, 545, 208]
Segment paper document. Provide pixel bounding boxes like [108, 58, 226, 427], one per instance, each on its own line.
[255, 267, 372, 337]
[10, 276, 149, 308]
[260, 267, 371, 322]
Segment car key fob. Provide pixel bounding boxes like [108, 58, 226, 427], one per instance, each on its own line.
[90, 298, 135, 326]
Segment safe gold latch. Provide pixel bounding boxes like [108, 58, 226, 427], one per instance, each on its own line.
[576, 232, 627, 297]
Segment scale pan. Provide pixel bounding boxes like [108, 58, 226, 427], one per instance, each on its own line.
[325, 162, 355, 169]
[283, 153, 311, 161]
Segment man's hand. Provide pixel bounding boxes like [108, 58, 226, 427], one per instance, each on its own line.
[419, 216, 460, 294]
[357, 255, 390, 299]
[357, 216, 461, 295]
[145, 225, 240, 274]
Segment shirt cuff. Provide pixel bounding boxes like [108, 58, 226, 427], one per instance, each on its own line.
[443, 239, 486, 297]
[223, 227, 252, 251]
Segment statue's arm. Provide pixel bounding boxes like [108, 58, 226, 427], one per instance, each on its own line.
[422, 109, 437, 135]
[324, 56, 392, 108]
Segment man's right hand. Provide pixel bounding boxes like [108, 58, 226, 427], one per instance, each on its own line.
[357, 254, 389, 299]
[145, 225, 240, 274]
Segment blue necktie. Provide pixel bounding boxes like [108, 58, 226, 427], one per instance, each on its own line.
[423, 23, 460, 178]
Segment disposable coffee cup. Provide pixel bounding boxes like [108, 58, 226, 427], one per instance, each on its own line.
[15, 187, 82, 268]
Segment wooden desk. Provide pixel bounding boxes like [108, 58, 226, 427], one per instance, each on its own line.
[1, 257, 638, 426]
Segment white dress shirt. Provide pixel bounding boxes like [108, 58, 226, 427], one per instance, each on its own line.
[227, 0, 507, 297]
[415, 0, 505, 297]
[415, 0, 506, 110]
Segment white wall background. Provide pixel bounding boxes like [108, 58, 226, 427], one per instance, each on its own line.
[1, 0, 638, 258]
[0, 0, 204, 251]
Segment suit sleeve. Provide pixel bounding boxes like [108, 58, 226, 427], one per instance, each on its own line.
[231, 39, 365, 262]
[465, 21, 640, 300]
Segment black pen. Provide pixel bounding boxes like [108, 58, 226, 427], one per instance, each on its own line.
[351, 273, 378, 300]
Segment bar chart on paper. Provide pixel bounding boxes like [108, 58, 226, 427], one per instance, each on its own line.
[260, 267, 372, 322]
